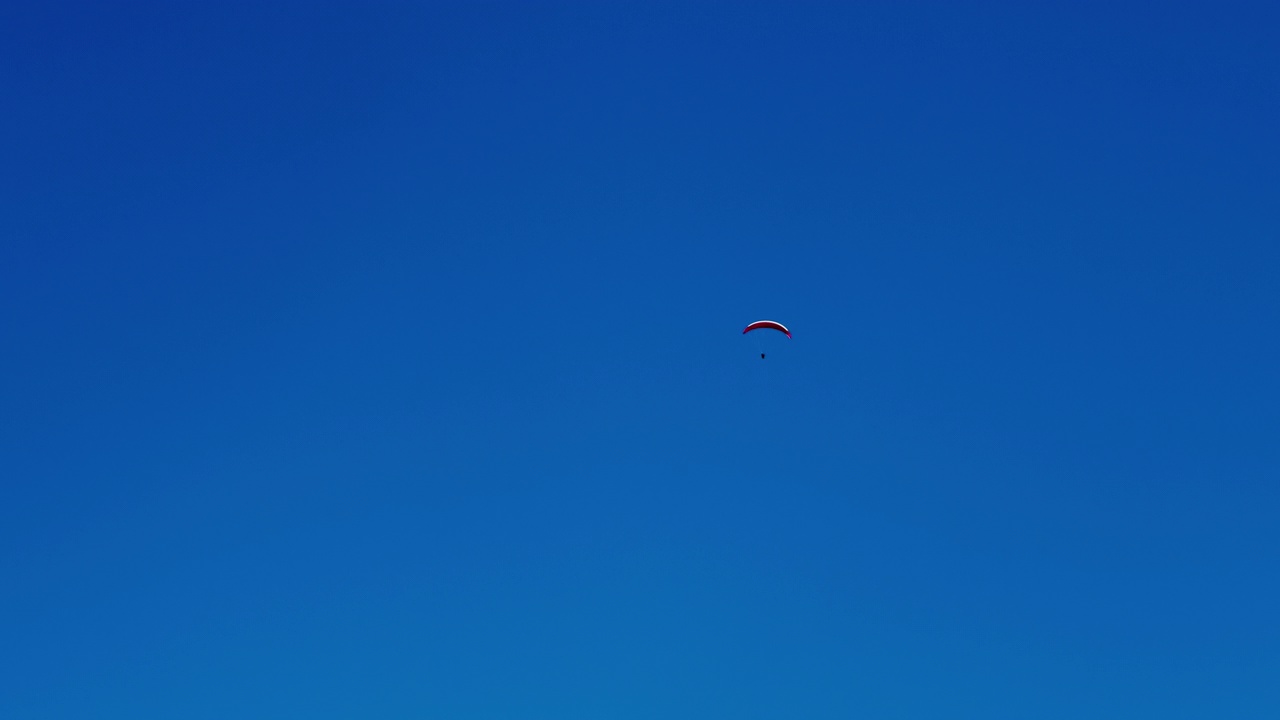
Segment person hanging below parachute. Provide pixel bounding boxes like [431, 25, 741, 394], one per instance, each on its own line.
[742, 320, 790, 359]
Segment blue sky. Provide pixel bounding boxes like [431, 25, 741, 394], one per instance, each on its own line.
[3, 2, 1278, 717]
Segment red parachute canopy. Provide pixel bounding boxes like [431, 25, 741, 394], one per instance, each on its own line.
[742, 320, 791, 338]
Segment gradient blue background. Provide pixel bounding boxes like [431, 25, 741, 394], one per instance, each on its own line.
[3, 2, 1278, 717]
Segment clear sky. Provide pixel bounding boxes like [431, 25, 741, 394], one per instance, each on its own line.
[3, 2, 1278, 717]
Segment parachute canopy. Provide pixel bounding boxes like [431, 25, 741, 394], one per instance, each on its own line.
[742, 320, 791, 338]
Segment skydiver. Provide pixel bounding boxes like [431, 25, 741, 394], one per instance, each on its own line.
[761, 353, 766, 359]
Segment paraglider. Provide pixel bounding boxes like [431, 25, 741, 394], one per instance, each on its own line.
[743, 320, 790, 358]
[742, 320, 791, 338]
